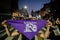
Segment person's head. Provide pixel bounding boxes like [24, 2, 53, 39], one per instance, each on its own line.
[39, 8, 49, 17]
[12, 11, 19, 17]
[43, 15, 53, 27]
[46, 19, 53, 27]
[11, 10, 20, 20]
[27, 14, 33, 20]
[32, 17, 37, 20]
[55, 18, 60, 25]
[20, 15, 25, 20]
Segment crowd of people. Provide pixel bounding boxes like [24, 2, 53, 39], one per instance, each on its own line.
[1, 8, 60, 40]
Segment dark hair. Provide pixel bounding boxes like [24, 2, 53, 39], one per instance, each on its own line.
[43, 14, 50, 20]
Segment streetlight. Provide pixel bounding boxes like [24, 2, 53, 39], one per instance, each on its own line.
[24, 5, 27, 9]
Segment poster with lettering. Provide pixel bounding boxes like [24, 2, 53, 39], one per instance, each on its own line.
[7, 20, 46, 40]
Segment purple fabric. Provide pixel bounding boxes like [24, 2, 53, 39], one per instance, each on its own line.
[7, 20, 47, 40]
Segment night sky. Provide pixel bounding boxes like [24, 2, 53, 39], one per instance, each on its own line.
[18, 0, 50, 13]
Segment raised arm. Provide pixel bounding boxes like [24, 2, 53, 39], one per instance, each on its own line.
[1, 20, 10, 36]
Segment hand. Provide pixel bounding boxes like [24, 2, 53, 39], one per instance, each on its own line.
[56, 20, 60, 24]
[1, 20, 7, 28]
[1, 20, 7, 24]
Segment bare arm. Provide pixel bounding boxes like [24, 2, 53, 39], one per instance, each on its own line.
[44, 26, 50, 38]
[39, 20, 52, 39]
[5, 26, 11, 36]
[39, 26, 50, 39]
[1, 20, 19, 37]
[1, 20, 10, 36]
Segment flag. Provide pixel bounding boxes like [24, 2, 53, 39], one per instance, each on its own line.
[7, 20, 46, 40]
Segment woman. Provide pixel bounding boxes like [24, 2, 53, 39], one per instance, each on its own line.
[1, 11, 20, 37]
[37, 19, 52, 40]
[1, 13, 51, 40]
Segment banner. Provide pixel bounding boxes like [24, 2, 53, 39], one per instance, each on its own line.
[7, 20, 46, 40]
